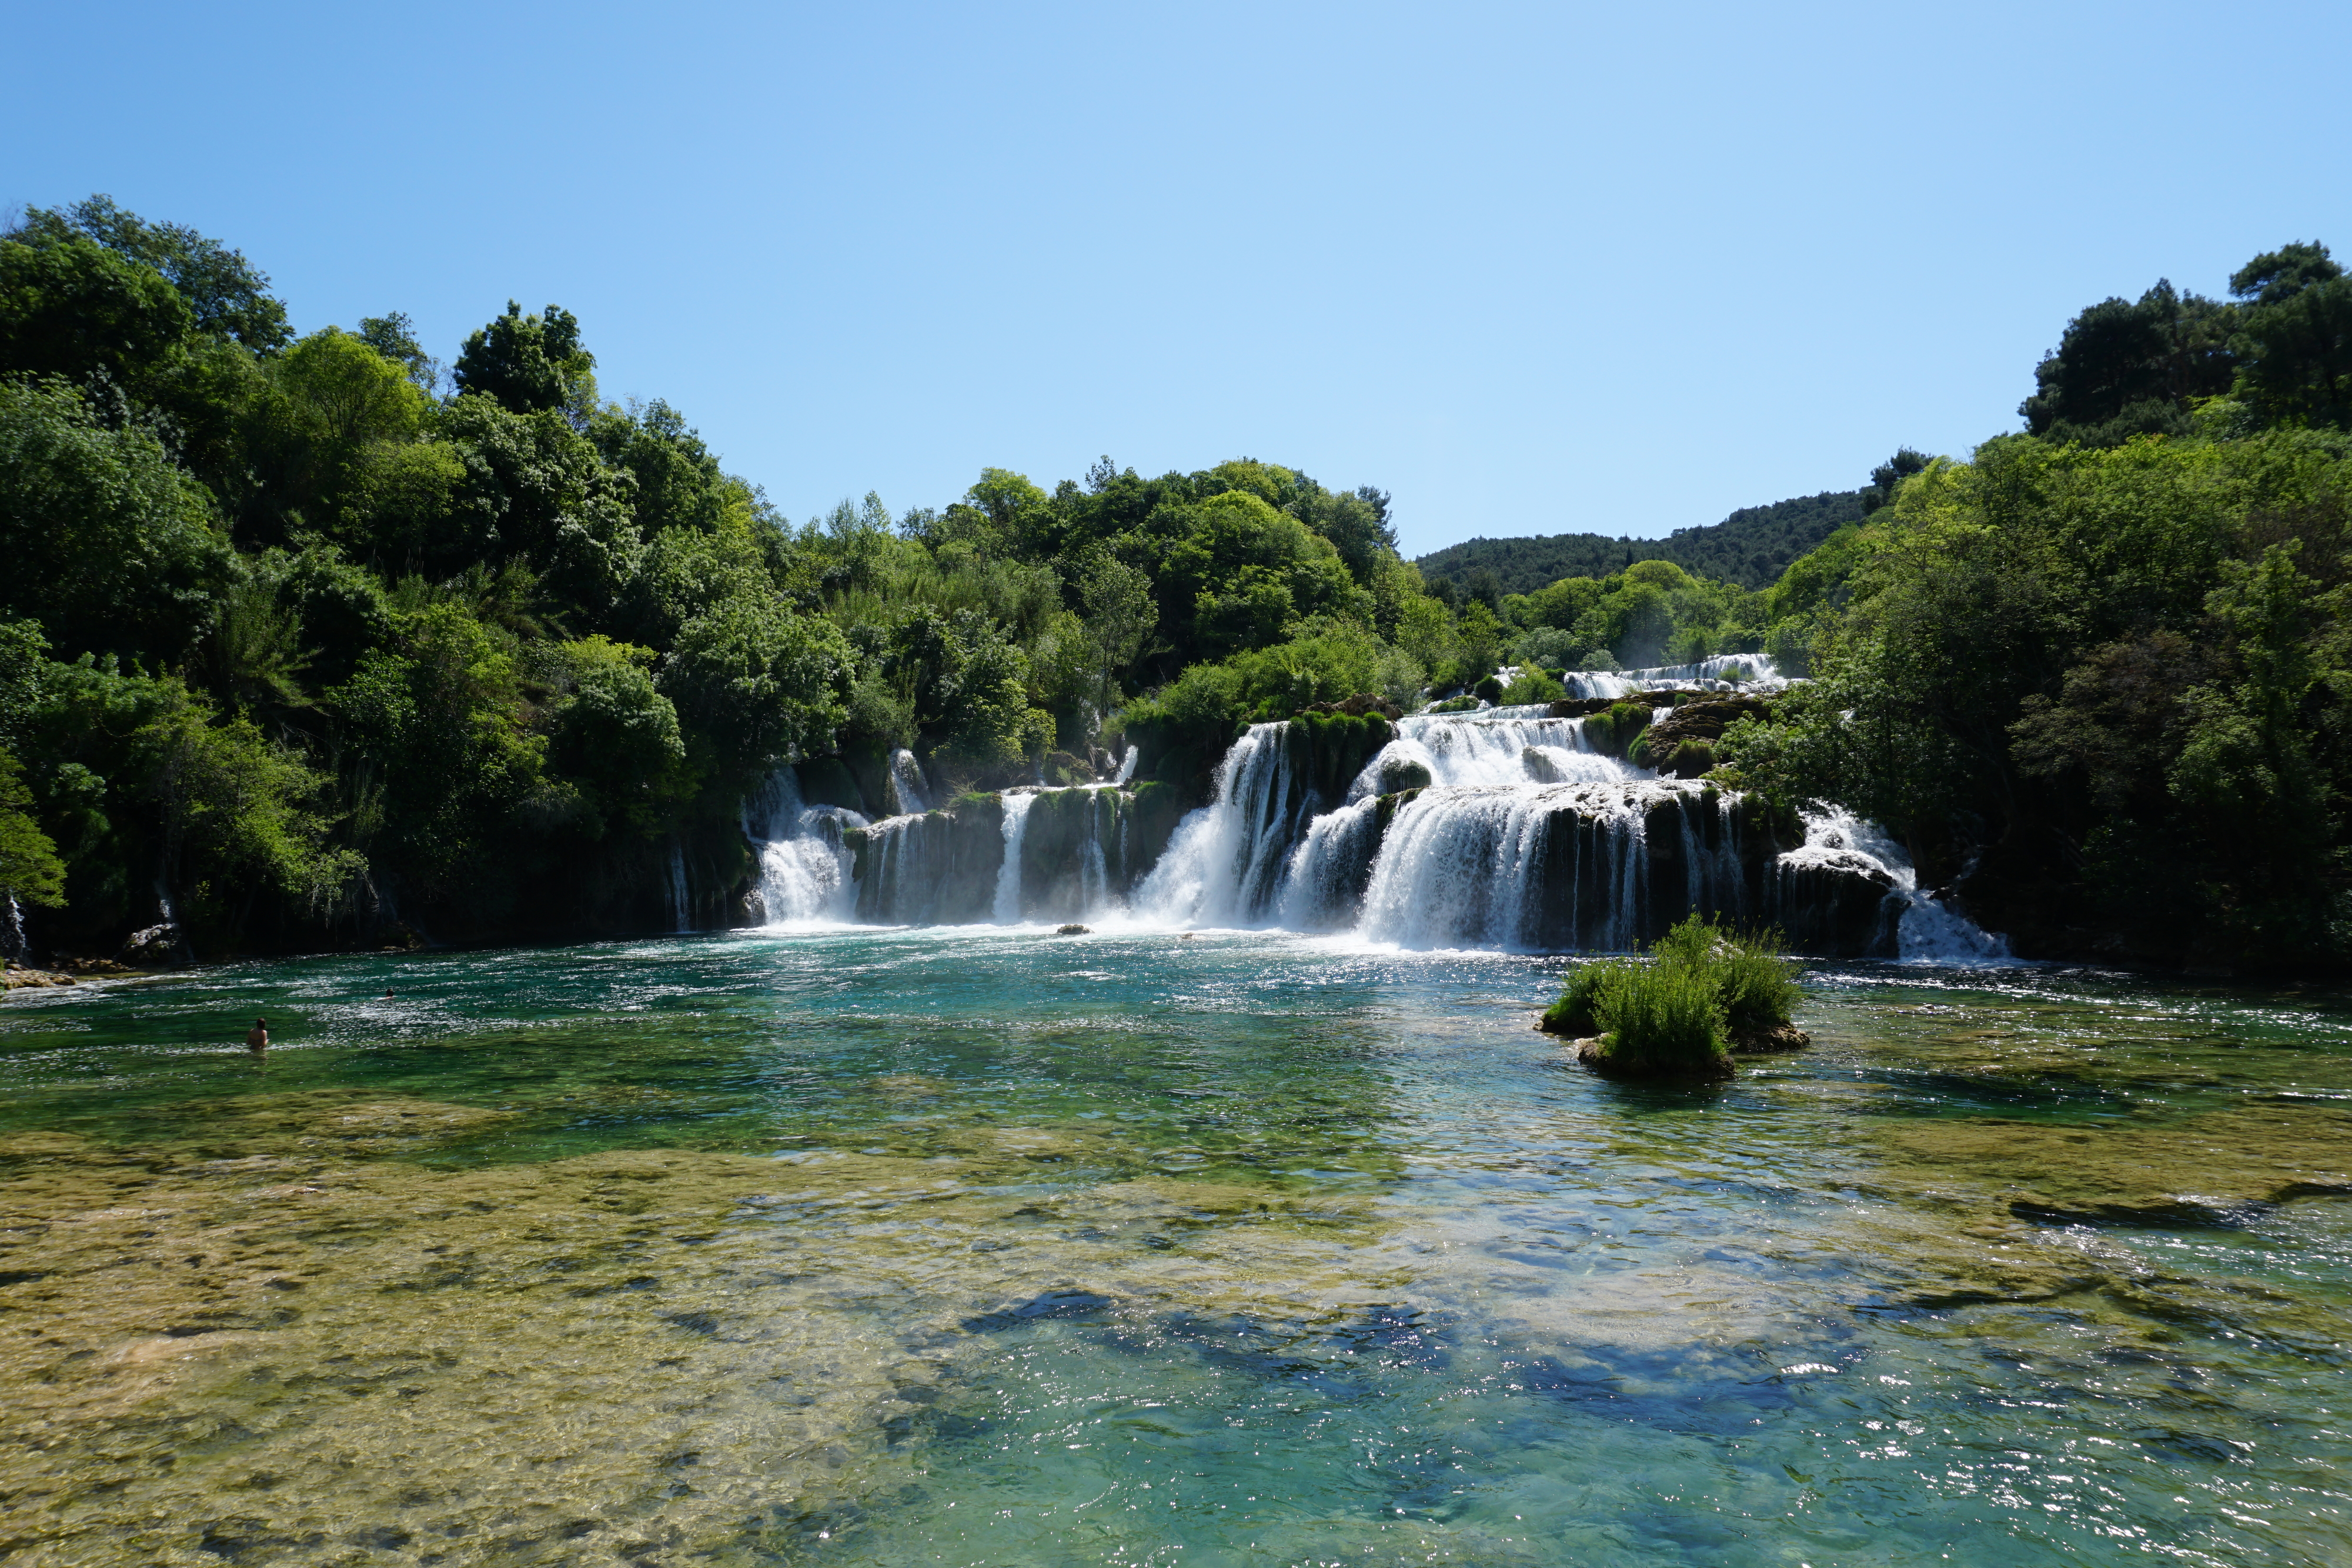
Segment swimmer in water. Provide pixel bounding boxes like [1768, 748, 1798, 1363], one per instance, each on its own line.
[246, 1017, 269, 1054]
[383, 987, 395, 999]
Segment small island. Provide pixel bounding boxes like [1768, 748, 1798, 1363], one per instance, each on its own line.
[1539, 915, 1809, 1081]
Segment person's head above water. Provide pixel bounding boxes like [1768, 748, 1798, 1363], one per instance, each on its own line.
[254, 1017, 267, 1028]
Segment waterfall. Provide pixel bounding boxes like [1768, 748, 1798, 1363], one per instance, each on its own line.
[1559, 652, 1791, 700]
[743, 767, 868, 924]
[1355, 781, 1668, 951]
[666, 842, 692, 932]
[1115, 745, 1138, 785]
[1134, 724, 1321, 926]
[994, 791, 1037, 922]
[773, 656, 2006, 958]
[888, 750, 932, 815]
[1779, 807, 2012, 962]
[1121, 695, 2003, 957]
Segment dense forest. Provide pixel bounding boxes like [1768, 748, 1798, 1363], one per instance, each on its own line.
[1416, 486, 1873, 597]
[2, 196, 2347, 972]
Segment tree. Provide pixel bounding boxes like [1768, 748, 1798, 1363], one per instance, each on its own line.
[0, 377, 232, 663]
[16, 194, 290, 353]
[0, 235, 192, 383]
[2230, 242, 2352, 430]
[358, 312, 444, 393]
[660, 597, 850, 775]
[2019, 280, 2237, 446]
[0, 748, 66, 911]
[1069, 545, 1157, 710]
[548, 636, 687, 833]
[453, 300, 594, 414]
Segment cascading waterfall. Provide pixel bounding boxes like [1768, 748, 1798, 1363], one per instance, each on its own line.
[993, 791, 1037, 922]
[1555, 652, 1792, 700]
[666, 843, 691, 932]
[1780, 807, 2012, 962]
[888, 750, 932, 815]
[742, 767, 868, 924]
[1135, 724, 1321, 927]
[731, 646, 2005, 958]
[1132, 670, 2004, 957]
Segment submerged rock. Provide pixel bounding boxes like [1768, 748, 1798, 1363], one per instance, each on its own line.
[1729, 1022, 1812, 1054]
[1571, 1034, 1736, 1082]
[0, 1085, 1396, 1563]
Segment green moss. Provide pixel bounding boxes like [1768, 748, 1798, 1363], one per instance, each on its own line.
[1585, 699, 1656, 760]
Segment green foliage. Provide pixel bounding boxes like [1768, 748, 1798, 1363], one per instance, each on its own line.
[453, 300, 594, 414]
[16, 193, 290, 353]
[1555, 916, 1795, 1073]
[1540, 959, 1626, 1035]
[2020, 280, 2237, 446]
[2228, 243, 2352, 432]
[1655, 917, 1801, 1035]
[1589, 961, 1729, 1074]
[660, 597, 850, 776]
[1499, 667, 1565, 705]
[547, 637, 687, 832]
[0, 235, 193, 382]
[0, 747, 66, 909]
[1582, 700, 1654, 758]
[1418, 489, 1869, 595]
[0, 377, 233, 663]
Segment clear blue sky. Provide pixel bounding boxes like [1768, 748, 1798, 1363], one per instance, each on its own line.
[11, 1, 2349, 559]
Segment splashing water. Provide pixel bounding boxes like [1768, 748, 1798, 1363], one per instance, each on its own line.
[1782, 806, 2012, 962]
[1558, 651, 1793, 699]
[994, 790, 1037, 922]
[888, 749, 932, 815]
[743, 767, 868, 924]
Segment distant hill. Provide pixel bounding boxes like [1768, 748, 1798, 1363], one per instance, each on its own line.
[1415, 488, 1869, 593]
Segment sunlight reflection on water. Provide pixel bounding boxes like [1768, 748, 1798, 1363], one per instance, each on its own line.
[0, 932, 2347, 1564]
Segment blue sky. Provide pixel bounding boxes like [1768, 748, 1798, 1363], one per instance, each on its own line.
[10, 1, 2348, 559]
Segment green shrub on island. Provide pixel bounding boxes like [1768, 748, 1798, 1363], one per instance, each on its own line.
[1538, 958, 1625, 1037]
[1542, 915, 1805, 1078]
[1588, 959, 1730, 1077]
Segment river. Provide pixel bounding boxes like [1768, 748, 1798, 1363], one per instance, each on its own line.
[2, 927, 2347, 1564]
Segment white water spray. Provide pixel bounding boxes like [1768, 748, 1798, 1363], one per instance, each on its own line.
[1779, 807, 2011, 962]
[994, 791, 1037, 922]
[888, 750, 932, 815]
[743, 767, 868, 924]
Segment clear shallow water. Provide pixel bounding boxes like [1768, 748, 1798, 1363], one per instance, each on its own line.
[2, 929, 2349, 1566]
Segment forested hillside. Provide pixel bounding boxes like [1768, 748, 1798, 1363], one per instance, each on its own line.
[1416, 486, 1872, 596]
[1721, 242, 2352, 969]
[0, 196, 1715, 960]
[2, 195, 2347, 973]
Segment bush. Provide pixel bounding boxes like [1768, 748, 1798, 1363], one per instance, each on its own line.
[1582, 699, 1653, 758]
[1591, 961, 1728, 1074]
[1499, 667, 1566, 705]
[1544, 913, 1801, 1077]
[1713, 938, 1800, 1035]
[1539, 959, 1629, 1035]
